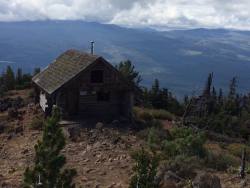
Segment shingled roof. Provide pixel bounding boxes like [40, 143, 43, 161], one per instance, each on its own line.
[32, 49, 100, 94]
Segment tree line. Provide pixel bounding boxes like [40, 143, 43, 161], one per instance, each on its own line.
[184, 73, 250, 139]
[118, 61, 250, 139]
[116, 60, 184, 116]
[0, 66, 40, 96]
[2, 62, 249, 139]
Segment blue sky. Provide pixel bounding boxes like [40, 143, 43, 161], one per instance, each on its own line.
[0, 0, 250, 30]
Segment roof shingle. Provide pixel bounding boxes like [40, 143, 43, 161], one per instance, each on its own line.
[32, 49, 99, 94]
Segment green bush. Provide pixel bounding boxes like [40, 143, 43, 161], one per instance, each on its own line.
[133, 107, 174, 121]
[165, 155, 199, 179]
[129, 148, 159, 188]
[247, 167, 250, 174]
[134, 107, 165, 130]
[30, 115, 44, 130]
[227, 143, 250, 161]
[140, 111, 154, 122]
[15, 85, 27, 90]
[149, 119, 162, 128]
[149, 109, 174, 121]
[163, 127, 207, 158]
[204, 151, 238, 171]
[28, 90, 35, 98]
[147, 127, 170, 150]
[24, 107, 76, 188]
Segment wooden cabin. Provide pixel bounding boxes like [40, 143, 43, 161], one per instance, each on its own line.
[32, 49, 133, 119]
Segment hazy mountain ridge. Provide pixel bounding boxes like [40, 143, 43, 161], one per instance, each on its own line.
[0, 21, 250, 96]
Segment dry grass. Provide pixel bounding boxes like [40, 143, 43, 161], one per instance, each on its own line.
[5, 89, 32, 99]
[204, 142, 248, 171]
[226, 143, 250, 161]
[133, 107, 175, 121]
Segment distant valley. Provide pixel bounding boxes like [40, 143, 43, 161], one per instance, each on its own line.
[0, 21, 250, 97]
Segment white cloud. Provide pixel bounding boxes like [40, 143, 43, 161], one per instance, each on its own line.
[0, 0, 250, 30]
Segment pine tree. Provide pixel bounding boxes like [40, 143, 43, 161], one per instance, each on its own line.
[150, 79, 161, 108]
[129, 148, 159, 188]
[22, 73, 32, 85]
[218, 88, 223, 105]
[23, 107, 76, 188]
[184, 95, 189, 106]
[151, 79, 160, 95]
[16, 68, 23, 86]
[142, 87, 151, 107]
[208, 86, 217, 114]
[116, 60, 142, 86]
[203, 73, 213, 97]
[228, 77, 237, 100]
[4, 66, 15, 90]
[225, 77, 238, 115]
[0, 73, 5, 97]
[116, 60, 142, 105]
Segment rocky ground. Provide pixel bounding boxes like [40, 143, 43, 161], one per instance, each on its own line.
[0, 89, 249, 188]
[63, 125, 141, 187]
[0, 90, 141, 187]
[0, 125, 142, 188]
[0, 117, 142, 187]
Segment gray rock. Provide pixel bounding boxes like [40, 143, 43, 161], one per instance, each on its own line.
[111, 120, 120, 126]
[95, 122, 104, 129]
[68, 126, 81, 141]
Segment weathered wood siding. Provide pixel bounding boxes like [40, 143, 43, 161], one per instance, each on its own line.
[77, 60, 122, 117]
[79, 60, 119, 85]
[53, 58, 133, 119]
[78, 91, 121, 117]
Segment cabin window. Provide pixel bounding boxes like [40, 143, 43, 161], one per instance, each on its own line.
[97, 91, 110, 101]
[91, 70, 103, 83]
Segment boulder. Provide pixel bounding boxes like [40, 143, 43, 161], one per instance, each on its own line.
[96, 122, 104, 129]
[8, 107, 18, 119]
[111, 136, 121, 145]
[192, 172, 221, 188]
[68, 126, 81, 141]
[111, 120, 120, 127]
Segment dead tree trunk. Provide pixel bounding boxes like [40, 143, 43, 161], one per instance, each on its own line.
[182, 98, 194, 125]
[240, 148, 246, 179]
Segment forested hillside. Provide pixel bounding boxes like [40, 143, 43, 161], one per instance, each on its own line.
[1, 21, 250, 96]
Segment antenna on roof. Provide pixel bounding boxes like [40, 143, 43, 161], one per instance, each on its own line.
[90, 41, 95, 55]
